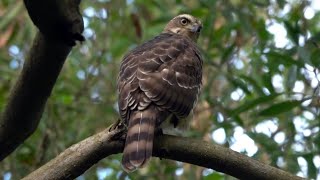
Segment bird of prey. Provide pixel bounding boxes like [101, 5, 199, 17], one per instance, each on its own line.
[117, 14, 203, 172]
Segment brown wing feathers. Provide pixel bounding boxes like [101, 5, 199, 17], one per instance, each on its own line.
[118, 33, 202, 172]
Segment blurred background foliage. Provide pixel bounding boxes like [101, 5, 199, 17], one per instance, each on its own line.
[0, 0, 320, 179]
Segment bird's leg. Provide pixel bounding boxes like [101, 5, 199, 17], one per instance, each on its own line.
[108, 119, 127, 140]
[154, 128, 166, 160]
[108, 119, 119, 131]
[155, 127, 164, 136]
[169, 115, 179, 128]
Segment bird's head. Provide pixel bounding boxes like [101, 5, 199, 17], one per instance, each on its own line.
[163, 14, 202, 42]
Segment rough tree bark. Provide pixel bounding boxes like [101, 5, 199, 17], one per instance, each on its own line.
[0, 0, 84, 160]
[23, 127, 304, 180]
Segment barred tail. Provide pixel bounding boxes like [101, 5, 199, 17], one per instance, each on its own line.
[122, 110, 156, 172]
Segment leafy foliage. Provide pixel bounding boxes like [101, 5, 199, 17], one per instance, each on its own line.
[0, 0, 319, 179]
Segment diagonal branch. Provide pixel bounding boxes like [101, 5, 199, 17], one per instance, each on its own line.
[23, 128, 304, 180]
[0, 33, 71, 160]
[0, 0, 84, 160]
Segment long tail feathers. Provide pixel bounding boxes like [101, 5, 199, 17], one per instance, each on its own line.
[122, 111, 156, 172]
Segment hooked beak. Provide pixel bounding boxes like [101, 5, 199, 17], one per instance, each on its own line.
[190, 24, 202, 33]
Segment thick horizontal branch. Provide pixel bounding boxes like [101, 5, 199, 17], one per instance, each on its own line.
[23, 128, 304, 180]
[22, 128, 124, 180]
[153, 136, 304, 180]
[0, 0, 83, 160]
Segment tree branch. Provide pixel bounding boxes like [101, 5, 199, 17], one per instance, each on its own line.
[23, 128, 304, 180]
[0, 0, 84, 160]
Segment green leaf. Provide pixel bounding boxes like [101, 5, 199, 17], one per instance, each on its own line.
[0, 2, 23, 30]
[261, 72, 275, 94]
[266, 51, 305, 68]
[255, 19, 270, 42]
[230, 93, 280, 116]
[220, 43, 236, 65]
[190, 8, 209, 17]
[276, 0, 286, 8]
[239, 75, 265, 96]
[247, 132, 279, 153]
[233, 114, 244, 126]
[304, 154, 317, 179]
[258, 100, 301, 117]
[226, 75, 252, 95]
[283, 20, 299, 45]
[285, 66, 297, 91]
[251, 0, 270, 7]
[287, 156, 300, 173]
[310, 49, 320, 67]
[204, 172, 224, 180]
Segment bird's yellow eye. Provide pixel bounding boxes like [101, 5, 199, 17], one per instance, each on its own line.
[180, 18, 189, 25]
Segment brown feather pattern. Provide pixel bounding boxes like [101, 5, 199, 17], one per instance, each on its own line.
[118, 32, 202, 172]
